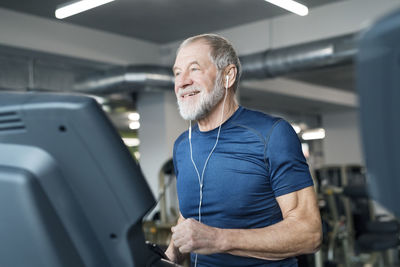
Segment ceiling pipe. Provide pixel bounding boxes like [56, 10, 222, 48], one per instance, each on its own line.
[74, 33, 358, 94]
[241, 33, 357, 79]
[73, 65, 174, 94]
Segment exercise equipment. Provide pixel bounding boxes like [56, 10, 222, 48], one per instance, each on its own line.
[316, 165, 399, 267]
[0, 92, 181, 267]
[357, 7, 400, 218]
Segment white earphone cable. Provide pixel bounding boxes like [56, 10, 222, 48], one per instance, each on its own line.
[191, 76, 229, 267]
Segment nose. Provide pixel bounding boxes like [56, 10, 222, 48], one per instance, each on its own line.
[174, 70, 193, 92]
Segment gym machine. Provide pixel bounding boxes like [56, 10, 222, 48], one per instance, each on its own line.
[0, 92, 181, 267]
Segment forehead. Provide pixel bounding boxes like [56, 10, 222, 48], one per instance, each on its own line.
[174, 41, 212, 68]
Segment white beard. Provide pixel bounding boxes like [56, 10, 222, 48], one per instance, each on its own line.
[177, 76, 225, 121]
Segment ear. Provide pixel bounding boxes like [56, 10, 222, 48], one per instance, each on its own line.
[224, 64, 238, 89]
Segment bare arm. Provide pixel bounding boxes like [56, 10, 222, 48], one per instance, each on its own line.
[171, 186, 322, 260]
[223, 186, 322, 260]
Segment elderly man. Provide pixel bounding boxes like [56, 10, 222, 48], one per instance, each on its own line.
[165, 34, 322, 267]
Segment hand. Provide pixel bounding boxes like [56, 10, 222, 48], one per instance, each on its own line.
[164, 244, 181, 263]
[171, 218, 223, 255]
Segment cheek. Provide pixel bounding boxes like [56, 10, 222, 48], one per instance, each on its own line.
[174, 85, 180, 96]
[204, 73, 218, 91]
[205, 80, 216, 94]
[193, 77, 214, 92]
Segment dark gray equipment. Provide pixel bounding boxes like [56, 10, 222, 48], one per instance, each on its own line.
[357, 8, 400, 217]
[0, 92, 178, 267]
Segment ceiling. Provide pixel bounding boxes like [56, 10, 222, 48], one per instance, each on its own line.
[0, 0, 344, 44]
[0, 0, 356, 127]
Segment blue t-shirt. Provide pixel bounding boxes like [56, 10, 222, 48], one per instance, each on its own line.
[173, 106, 313, 267]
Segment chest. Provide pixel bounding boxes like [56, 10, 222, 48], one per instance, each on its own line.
[175, 135, 276, 224]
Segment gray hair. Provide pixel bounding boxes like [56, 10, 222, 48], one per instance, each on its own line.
[177, 33, 242, 93]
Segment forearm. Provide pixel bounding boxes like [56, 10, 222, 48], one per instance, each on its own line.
[170, 187, 322, 261]
[217, 216, 322, 260]
[216, 186, 322, 260]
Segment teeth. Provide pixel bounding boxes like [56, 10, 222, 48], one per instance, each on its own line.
[181, 91, 199, 98]
[185, 92, 198, 97]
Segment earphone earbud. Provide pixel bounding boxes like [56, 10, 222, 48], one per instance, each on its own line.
[225, 75, 229, 89]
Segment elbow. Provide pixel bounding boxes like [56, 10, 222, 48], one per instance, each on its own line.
[306, 225, 323, 254]
[310, 229, 322, 253]
[299, 231, 322, 255]
[299, 222, 322, 254]
[304, 212, 323, 254]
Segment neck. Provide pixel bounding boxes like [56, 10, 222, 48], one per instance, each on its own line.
[197, 95, 238, 132]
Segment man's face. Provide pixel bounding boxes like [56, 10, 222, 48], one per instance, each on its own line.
[173, 41, 224, 121]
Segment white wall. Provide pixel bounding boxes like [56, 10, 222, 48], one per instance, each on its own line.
[322, 110, 363, 165]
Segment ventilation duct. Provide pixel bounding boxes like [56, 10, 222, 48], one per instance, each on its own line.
[240, 33, 357, 79]
[73, 33, 358, 94]
[73, 65, 174, 94]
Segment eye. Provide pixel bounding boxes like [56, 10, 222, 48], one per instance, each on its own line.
[190, 67, 199, 72]
[174, 71, 181, 77]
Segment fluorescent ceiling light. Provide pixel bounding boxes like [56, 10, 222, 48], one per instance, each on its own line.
[291, 123, 301, 134]
[122, 137, 140, 147]
[129, 121, 140, 130]
[55, 0, 115, 19]
[101, 105, 111, 113]
[301, 143, 310, 158]
[264, 0, 309, 16]
[134, 151, 140, 160]
[301, 128, 325, 140]
[128, 112, 140, 121]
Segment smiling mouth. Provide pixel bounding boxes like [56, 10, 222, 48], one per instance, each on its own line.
[182, 91, 200, 98]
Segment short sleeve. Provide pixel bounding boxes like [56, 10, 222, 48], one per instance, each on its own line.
[173, 131, 188, 180]
[266, 120, 313, 197]
[172, 141, 179, 179]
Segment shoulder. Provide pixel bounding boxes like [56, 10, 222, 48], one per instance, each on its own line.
[266, 119, 303, 160]
[172, 130, 189, 177]
[174, 130, 188, 149]
[267, 119, 299, 145]
[233, 106, 283, 137]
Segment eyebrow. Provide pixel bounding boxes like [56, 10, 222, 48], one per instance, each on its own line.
[172, 60, 200, 72]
